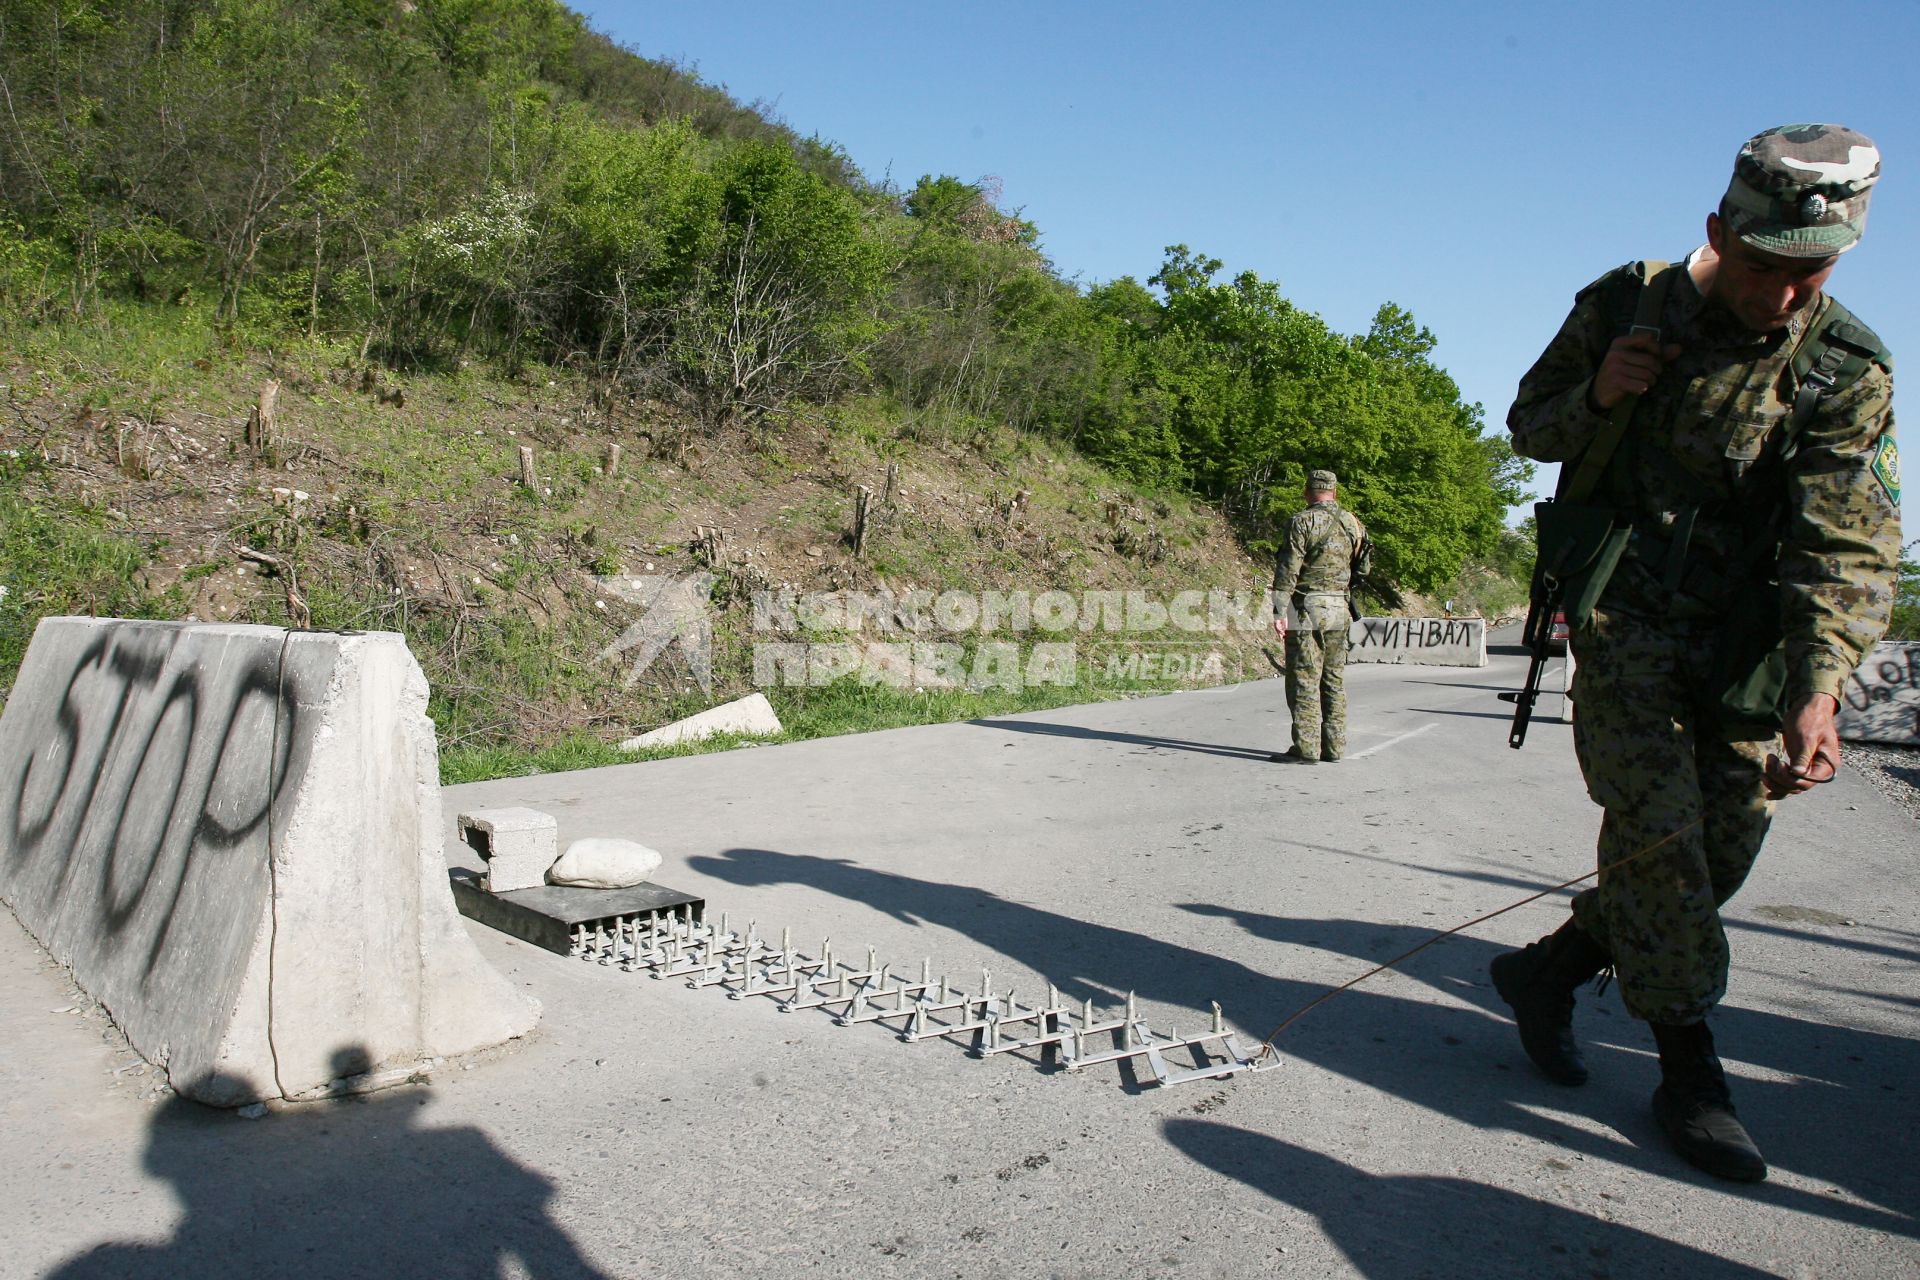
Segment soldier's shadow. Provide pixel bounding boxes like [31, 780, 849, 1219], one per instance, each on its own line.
[690, 848, 1918, 1240]
[1165, 1120, 1783, 1279]
[1189, 900, 1920, 1229]
[970, 717, 1274, 761]
[50, 1052, 609, 1280]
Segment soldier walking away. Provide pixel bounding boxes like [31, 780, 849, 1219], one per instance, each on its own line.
[1494, 125, 1900, 1182]
[1270, 469, 1371, 763]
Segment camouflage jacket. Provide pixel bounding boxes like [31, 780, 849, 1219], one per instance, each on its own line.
[1272, 500, 1371, 631]
[1508, 254, 1901, 704]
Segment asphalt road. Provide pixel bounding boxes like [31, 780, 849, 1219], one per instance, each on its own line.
[4, 643, 1916, 1278]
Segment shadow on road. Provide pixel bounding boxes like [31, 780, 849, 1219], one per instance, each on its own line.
[1408, 705, 1540, 723]
[1404, 678, 1527, 693]
[50, 1051, 609, 1280]
[1185, 899, 1920, 1225]
[970, 717, 1275, 761]
[689, 847, 1919, 1238]
[1164, 1120, 1781, 1278]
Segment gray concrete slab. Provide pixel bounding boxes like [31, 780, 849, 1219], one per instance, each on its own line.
[3, 640, 1917, 1278]
[0, 618, 536, 1107]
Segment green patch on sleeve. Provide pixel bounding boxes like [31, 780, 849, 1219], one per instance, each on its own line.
[1870, 434, 1901, 505]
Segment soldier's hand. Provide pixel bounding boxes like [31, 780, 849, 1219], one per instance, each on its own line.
[1273, 616, 1288, 640]
[1590, 332, 1685, 411]
[1764, 694, 1841, 800]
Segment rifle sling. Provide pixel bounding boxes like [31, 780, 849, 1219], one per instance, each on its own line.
[1560, 260, 1676, 506]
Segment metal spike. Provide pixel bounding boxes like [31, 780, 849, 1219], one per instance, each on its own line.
[1082, 997, 1095, 1033]
[1212, 1001, 1225, 1035]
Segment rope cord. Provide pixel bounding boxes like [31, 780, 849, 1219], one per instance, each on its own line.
[1250, 816, 1706, 1059]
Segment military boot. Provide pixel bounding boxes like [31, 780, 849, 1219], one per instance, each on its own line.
[1488, 919, 1610, 1085]
[1649, 1020, 1767, 1182]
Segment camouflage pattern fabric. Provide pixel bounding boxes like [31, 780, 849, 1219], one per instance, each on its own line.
[1510, 252, 1898, 1025]
[1724, 123, 1879, 258]
[1566, 608, 1774, 1023]
[1272, 501, 1370, 626]
[1273, 500, 1370, 760]
[1509, 256, 1899, 704]
[1284, 625, 1351, 761]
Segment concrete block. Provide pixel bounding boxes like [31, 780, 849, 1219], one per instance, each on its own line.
[458, 807, 559, 893]
[620, 691, 782, 751]
[1347, 616, 1486, 667]
[1838, 642, 1920, 745]
[0, 618, 538, 1106]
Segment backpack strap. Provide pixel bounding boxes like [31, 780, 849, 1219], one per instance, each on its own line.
[1787, 297, 1890, 443]
[1561, 260, 1674, 504]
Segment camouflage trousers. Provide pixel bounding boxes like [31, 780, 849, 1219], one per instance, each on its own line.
[1567, 607, 1776, 1025]
[1285, 627, 1350, 760]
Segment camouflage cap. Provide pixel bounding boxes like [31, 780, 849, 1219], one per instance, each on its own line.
[1307, 469, 1338, 491]
[1722, 124, 1879, 258]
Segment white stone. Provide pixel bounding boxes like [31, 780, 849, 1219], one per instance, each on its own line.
[548, 838, 663, 889]
[0, 618, 539, 1107]
[620, 692, 782, 751]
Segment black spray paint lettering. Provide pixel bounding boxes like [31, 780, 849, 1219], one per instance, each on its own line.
[1351, 618, 1481, 650]
[1842, 646, 1920, 736]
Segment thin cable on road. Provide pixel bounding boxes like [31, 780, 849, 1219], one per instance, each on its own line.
[1348, 722, 1438, 759]
[1250, 817, 1706, 1059]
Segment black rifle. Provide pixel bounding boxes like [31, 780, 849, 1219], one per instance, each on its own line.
[1497, 582, 1560, 749]
[1496, 259, 1679, 749]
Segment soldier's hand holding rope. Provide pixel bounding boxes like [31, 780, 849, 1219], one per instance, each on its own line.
[1764, 693, 1842, 799]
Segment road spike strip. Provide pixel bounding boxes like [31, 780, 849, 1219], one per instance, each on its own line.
[573, 912, 1272, 1086]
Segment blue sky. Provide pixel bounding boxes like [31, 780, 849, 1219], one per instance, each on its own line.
[581, 1, 1916, 530]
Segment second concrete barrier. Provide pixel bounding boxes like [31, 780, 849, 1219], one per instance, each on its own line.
[1838, 641, 1920, 746]
[1347, 616, 1486, 668]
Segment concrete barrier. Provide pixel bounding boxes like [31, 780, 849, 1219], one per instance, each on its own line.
[0, 618, 538, 1106]
[1347, 616, 1487, 667]
[619, 691, 783, 751]
[1838, 641, 1920, 746]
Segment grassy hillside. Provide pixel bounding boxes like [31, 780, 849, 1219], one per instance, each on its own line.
[0, 2, 1548, 782]
[1, 0, 1531, 592]
[0, 307, 1330, 781]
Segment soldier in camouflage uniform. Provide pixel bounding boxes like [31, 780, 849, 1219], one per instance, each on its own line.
[1492, 125, 1900, 1183]
[1270, 469, 1371, 763]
